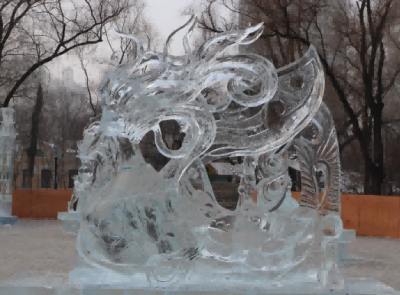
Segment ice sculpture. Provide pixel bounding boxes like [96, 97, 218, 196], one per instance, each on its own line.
[69, 16, 343, 290]
[238, 101, 343, 287]
[67, 111, 133, 214]
[0, 108, 18, 225]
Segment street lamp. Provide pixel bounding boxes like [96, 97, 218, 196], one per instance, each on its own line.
[51, 145, 62, 190]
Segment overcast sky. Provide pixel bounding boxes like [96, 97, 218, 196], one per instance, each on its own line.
[47, 0, 200, 88]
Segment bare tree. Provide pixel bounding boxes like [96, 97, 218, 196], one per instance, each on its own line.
[0, 0, 135, 107]
[77, 47, 100, 117]
[41, 83, 91, 146]
[76, 0, 158, 117]
[103, 0, 158, 63]
[24, 82, 44, 188]
[189, 0, 400, 195]
[12, 67, 93, 190]
[12, 144, 23, 190]
[38, 77, 95, 189]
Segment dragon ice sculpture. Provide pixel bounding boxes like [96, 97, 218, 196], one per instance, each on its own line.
[69, 16, 344, 290]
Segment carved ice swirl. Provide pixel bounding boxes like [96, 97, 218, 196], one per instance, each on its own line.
[69, 16, 343, 290]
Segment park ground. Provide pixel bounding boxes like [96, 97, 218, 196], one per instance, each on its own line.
[0, 219, 399, 291]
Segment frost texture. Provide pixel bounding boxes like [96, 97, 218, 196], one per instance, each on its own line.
[0, 108, 16, 217]
[69, 17, 344, 290]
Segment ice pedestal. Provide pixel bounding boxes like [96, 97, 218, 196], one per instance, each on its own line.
[57, 212, 81, 235]
[276, 191, 356, 266]
[0, 194, 17, 226]
[0, 108, 17, 226]
[0, 271, 399, 295]
[336, 229, 356, 264]
[0, 215, 18, 225]
[0, 195, 17, 225]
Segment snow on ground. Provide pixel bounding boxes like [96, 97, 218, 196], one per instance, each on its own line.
[0, 220, 399, 291]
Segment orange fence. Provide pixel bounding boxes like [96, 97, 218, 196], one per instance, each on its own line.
[11, 190, 400, 238]
[290, 192, 400, 238]
[12, 190, 72, 219]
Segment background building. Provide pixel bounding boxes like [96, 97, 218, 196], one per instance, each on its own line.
[13, 139, 80, 190]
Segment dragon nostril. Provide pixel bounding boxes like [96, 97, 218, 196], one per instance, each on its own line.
[270, 101, 285, 115]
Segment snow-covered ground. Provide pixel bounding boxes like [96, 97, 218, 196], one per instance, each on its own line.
[0, 220, 399, 291]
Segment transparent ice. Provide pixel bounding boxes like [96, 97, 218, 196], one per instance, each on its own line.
[0, 108, 17, 225]
[69, 16, 344, 290]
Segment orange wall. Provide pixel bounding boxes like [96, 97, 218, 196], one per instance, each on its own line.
[12, 190, 72, 219]
[12, 190, 400, 238]
[253, 191, 400, 238]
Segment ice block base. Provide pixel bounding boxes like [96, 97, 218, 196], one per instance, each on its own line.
[1, 271, 399, 295]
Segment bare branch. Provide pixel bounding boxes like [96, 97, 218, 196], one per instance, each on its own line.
[0, 0, 135, 107]
[77, 48, 98, 117]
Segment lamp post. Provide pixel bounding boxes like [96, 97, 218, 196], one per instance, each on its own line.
[54, 157, 58, 189]
[51, 145, 61, 190]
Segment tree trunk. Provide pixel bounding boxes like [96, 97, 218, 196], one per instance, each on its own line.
[364, 147, 384, 195]
[364, 154, 372, 194]
[362, 100, 385, 196]
[365, 162, 383, 195]
[363, 114, 372, 194]
[371, 102, 385, 195]
[26, 83, 44, 189]
[25, 174, 33, 190]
